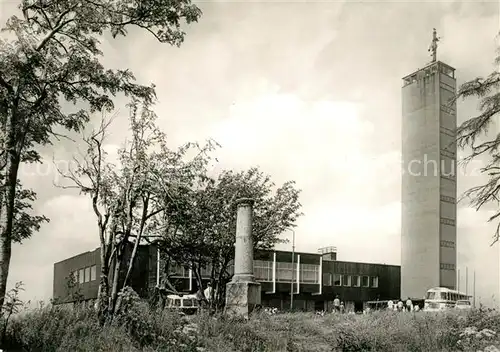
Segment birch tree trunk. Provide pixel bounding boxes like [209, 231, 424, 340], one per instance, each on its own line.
[0, 110, 19, 307]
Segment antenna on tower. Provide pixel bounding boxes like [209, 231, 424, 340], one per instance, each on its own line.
[428, 28, 440, 62]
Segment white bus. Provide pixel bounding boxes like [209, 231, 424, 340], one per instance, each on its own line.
[424, 287, 471, 311]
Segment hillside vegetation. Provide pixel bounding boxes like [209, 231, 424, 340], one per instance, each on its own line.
[2, 294, 500, 352]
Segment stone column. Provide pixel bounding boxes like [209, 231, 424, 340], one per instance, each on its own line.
[225, 198, 261, 318]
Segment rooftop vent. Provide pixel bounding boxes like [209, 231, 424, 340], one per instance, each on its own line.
[318, 246, 337, 261]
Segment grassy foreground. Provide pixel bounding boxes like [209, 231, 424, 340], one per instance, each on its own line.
[2, 303, 500, 351]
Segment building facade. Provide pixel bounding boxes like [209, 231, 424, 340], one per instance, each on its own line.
[401, 60, 457, 299]
[53, 245, 400, 312]
[53, 244, 157, 306]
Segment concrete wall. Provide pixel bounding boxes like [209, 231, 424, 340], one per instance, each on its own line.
[401, 62, 457, 299]
[402, 64, 441, 299]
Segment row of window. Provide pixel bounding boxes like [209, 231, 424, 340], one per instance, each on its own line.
[440, 173, 455, 181]
[440, 217, 456, 226]
[70, 265, 97, 284]
[169, 261, 321, 284]
[440, 240, 455, 248]
[440, 263, 455, 271]
[440, 64, 455, 78]
[440, 82, 455, 93]
[168, 260, 379, 288]
[324, 274, 378, 288]
[274, 262, 319, 284]
[440, 195, 456, 204]
[441, 105, 455, 115]
[440, 126, 454, 136]
[402, 65, 455, 86]
[440, 149, 455, 158]
[169, 262, 226, 278]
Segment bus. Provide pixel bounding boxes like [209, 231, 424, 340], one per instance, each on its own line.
[424, 287, 471, 311]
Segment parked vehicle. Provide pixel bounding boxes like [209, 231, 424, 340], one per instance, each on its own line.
[455, 299, 472, 310]
[424, 287, 472, 312]
[165, 294, 199, 315]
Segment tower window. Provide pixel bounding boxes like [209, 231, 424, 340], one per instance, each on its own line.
[440, 263, 455, 271]
[440, 240, 455, 248]
[440, 195, 456, 204]
[440, 217, 455, 226]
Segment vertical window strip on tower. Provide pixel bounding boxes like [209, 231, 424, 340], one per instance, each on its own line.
[440, 240, 455, 248]
[440, 217, 456, 226]
[440, 195, 456, 203]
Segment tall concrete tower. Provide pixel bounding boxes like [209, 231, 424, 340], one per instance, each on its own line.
[401, 31, 457, 299]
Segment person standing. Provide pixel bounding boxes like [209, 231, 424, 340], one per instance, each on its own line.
[397, 299, 404, 312]
[333, 295, 341, 313]
[405, 297, 413, 312]
[204, 282, 213, 303]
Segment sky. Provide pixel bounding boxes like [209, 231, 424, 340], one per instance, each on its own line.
[1, 0, 500, 306]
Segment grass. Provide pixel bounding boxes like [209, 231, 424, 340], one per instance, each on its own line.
[2, 303, 500, 351]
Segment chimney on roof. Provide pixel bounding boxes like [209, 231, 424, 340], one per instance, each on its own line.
[318, 246, 337, 261]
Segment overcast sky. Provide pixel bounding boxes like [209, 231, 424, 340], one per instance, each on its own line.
[1, 0, 500, 306]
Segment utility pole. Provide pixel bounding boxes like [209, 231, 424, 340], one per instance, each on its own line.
[466, 266, 469, 297]
[289, 228, 296, 311]
[473, 270, 476, 307]
[457, 268, 460, 292]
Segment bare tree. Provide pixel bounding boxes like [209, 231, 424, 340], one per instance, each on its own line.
[56, 100, 216, 321]
[55, 113, 119, 322]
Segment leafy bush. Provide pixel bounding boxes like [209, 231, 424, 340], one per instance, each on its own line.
[4, 302, 500, 351]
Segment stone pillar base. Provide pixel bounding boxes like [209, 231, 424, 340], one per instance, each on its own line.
[225, 281, 261, 319]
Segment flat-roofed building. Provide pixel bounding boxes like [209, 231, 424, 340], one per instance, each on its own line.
[53, 245, 400, 312]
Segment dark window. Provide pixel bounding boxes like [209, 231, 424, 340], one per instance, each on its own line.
[440, 263, 455, 271]
[440, 240, 455, 248]
[90, 265, 97, 281]
[78, 269, 84, 284]
[440, 217, 456, 226]
[352, 276, 360, 287]
[254, 260, 273, 282]
[362, 276, 369, 287]
[323, 273, 332, 286]
[440, 195, 456, 204]
[84, 267, 91, 282]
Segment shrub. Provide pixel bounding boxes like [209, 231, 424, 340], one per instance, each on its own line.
[4, 303, 500, 351]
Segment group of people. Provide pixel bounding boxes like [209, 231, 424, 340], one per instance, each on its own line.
[333, 296, 421, 314]
[196, 282, 213, 311]
[333, 295, 346, 313]
[387, 298, 420, 312]
[195, 285, 420, 314]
